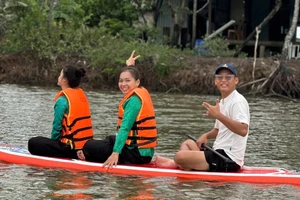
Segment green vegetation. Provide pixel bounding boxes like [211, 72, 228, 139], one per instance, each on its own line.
[195, 36, 247, 58]
[0, 0, 240, 78]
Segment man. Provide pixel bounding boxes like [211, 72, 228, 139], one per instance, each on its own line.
[155, 64, 250, 172]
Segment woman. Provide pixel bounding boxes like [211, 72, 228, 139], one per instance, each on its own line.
[28, 65, 94, 159]
[77, 66, 157, 169]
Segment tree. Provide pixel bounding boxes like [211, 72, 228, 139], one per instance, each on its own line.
[48, 0, 54, 31]
[167, 0, 188, 46]
[0, 0, 28, 39]
[257, 0, 300, 99]
[153, 0, 163, 26]
[191, 0, 197, 49]
[75, 0, 140, 35]
[281, 0, 299, 60]
[233, 0, 282, 57]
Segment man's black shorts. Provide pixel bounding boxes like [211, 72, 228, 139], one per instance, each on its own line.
[204, 149, 241, 172]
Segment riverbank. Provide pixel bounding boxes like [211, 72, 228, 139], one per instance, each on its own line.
[1, 52, 300, 95]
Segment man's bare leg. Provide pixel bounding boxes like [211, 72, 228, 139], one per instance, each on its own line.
[179, 139, 200, 151]
[174, 151, 209, 171]
[155, 139, 202, 169]
[154, 155, 179, 169]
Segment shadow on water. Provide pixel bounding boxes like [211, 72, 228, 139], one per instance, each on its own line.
[0, 84, 300, 199]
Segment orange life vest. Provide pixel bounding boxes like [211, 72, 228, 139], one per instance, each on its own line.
[54, 88, 93, 150]
[118, 87, 157, 148]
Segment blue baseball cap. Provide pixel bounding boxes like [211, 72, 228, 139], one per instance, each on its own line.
[215, 64, 237, 76]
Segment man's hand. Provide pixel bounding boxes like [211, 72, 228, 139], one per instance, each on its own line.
[196, 135, 208, 150]
[202, 99, 221, 119]
[126, 50, 140, 66]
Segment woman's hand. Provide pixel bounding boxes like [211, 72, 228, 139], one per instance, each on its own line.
[126, 50, 140, 66]
[103, 152, 119, 169]
[77, 150, 86, 160]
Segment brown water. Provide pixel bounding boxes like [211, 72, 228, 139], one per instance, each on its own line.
[0, 84, 300, 200]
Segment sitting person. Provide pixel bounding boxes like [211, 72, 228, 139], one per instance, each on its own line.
[28, 65, 93, 159]
[77, 53, 157, 169]
[155, 64, 250, 172]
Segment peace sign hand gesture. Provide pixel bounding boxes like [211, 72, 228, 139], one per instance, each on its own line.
[126, 50, 141, 66]
[202, 99, 221, 119]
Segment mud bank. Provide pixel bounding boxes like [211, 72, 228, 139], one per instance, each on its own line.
[1, 52, 299, 95]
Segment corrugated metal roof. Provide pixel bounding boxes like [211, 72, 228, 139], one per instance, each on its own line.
[156, 0, 188, 28]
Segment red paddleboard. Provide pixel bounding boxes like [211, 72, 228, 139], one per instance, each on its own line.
[0, 144, 299, 185]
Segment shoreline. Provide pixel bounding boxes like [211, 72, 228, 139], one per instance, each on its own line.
[1, 53, 300, 96]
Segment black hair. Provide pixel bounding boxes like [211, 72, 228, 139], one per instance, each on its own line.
[63, 65, 86, 88]
[119, 66, 141, 81]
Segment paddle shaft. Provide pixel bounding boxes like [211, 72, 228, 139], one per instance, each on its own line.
[185, 134, 235, 164]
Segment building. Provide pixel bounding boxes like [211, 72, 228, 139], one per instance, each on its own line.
[154, 0, 297, 57]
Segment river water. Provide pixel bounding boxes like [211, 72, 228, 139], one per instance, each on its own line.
[0, 84, 299, 200]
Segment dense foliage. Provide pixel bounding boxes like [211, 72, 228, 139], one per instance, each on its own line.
[0, 0, 238, 78]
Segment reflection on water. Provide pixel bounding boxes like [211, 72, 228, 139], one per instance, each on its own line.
[0, 84, 300, 199]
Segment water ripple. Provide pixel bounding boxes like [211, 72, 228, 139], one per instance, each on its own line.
[0, 84, 299, 199]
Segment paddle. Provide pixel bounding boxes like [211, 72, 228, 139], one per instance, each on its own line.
[169, 131, 235, 164]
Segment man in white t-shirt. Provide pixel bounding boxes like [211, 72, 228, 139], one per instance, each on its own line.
[155, 64, 250, 172]
[175, 63, 250, 172]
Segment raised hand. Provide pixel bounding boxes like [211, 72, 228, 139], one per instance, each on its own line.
[202, 99, 221, 119]
[126, 50, 140, 66]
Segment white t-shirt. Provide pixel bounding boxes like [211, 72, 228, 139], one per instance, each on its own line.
[213, 90, 250, 167]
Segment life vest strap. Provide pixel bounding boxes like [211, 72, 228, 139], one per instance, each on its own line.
[118, 116, 155, 125]
[67, 116, 91, 128]
[131, 126, 156, 130]
[62, 125, 67, 132]
[117, 126, 156, 130]
[61, 126, 93, 139]
[73, 135, 93, 141]
[126, 137, 157, 147]
[127, 136, 157, 140]
[62, 135, 93, 150]
[135, 116, 155, 124]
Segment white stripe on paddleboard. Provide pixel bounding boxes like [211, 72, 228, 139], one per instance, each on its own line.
[1, 149, 300, 179]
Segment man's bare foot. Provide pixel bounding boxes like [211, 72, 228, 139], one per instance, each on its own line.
[154, 155, 179, 169]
